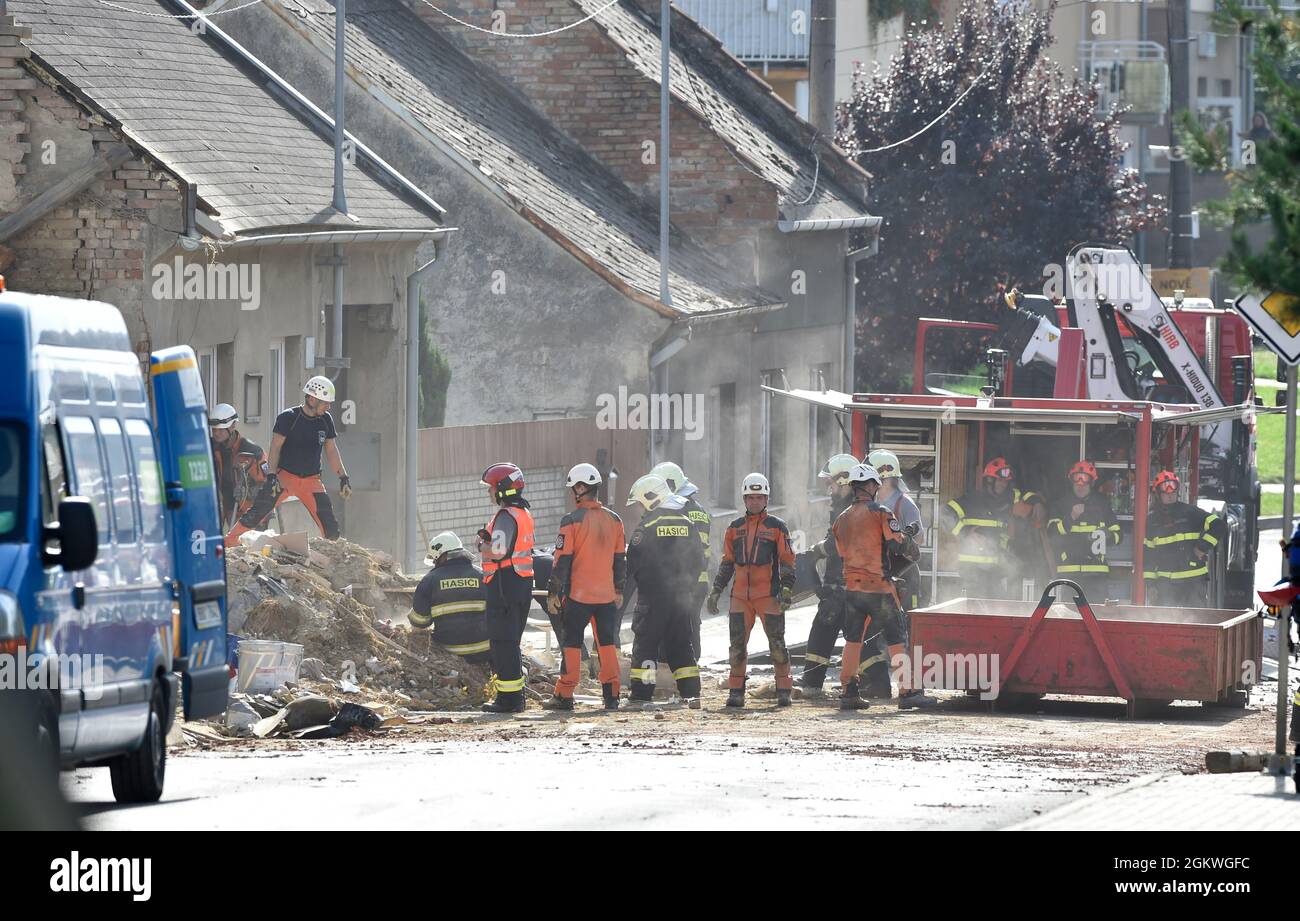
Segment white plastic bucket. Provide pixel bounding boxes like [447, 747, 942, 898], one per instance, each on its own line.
[236, 640, 305, 693]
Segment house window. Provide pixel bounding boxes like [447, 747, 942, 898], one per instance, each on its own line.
[709, 383, 735, 507]
[268, 338, 286, 417]
[808, 364, 839, 490]
[760, 370, 786, 497]
[197, 346, 217, 409]
[244, 373, 264, 423]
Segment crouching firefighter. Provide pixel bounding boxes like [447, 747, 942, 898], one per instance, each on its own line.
[708, 473, 797, 708]
[625, 474, 705, 708]
[833, 464, 935, 711]
[543, 463, 626, 711]
[478, 463, 535, 714]
[409, 532, 491, 663]
[799, 453, 858, 697]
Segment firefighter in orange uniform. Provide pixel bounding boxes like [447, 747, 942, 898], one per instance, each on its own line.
[707, 473, 797, 709]
[478, 462, 536, 714]
[832, 463, 936, 711]
[543, 463, 626, 711]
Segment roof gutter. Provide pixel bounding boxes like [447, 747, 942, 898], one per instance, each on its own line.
[220, 228, 453, 248]
[778, 215, 882, 233]
[162, 0, 445, 219]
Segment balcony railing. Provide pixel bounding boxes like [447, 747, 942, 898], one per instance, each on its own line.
[1078, 40, 1170, 125]
[675, 0, 810, 64]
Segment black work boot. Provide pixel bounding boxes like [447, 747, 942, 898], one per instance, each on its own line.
[898, 690, 939, 710]
[839, 681, 870, 710]
[776, 688, 792, 707]
[602, 683, 620, 710]
[542, 695, 574, 711]
[798, 665, 827, 698]
[481, 692, 525, 714]
[725, 687, 745, 708]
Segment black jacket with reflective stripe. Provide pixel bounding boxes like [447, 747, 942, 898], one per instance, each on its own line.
[411, 551, 489, 649]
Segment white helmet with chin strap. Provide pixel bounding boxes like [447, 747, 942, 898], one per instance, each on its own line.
[303, 375, 336, 403]
[741, 472, 770, 496]
[649, 461, 686, 493]
[818, 453, 858, 485]
[626, 474, 671, 511]
[866, 450, 902, 479]
[847, 463, 882, 487]
[566, 463, 602, 489]
[209, 403, 239, 430]
[425, 530, 464, 566]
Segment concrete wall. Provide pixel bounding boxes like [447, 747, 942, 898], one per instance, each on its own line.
[213, 2, 670, 429]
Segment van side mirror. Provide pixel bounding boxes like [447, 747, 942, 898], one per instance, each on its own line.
[54, 497, 99, 572]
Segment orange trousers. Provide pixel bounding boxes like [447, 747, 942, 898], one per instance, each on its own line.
[553, 600, 621, 698]
[224, 470, 339, 546]
[727, 597, 791, 690]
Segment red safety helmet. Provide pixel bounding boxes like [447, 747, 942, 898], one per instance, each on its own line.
[983, 457, 1013, 480]
[481, 462, 526, 502]
[1151, 470, 1180, 494]
[1068, 460, 1098, 484]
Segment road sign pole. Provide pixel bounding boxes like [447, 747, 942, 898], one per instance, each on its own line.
[1275, 363, 1296, 770]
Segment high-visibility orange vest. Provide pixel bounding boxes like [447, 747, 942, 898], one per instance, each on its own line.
[482, 505, 535, 583]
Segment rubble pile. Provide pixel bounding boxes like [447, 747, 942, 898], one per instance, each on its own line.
[224, 536, 523, 712]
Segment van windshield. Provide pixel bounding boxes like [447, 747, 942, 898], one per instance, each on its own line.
[0, 422, 26, 541]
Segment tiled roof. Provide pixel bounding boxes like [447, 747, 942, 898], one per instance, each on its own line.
[11, 0, 442, 235]
[581, 0, 874, 225]
[275, 0, 780, 318]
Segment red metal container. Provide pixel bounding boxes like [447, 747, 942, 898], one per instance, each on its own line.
[909, 580, 1263, 718]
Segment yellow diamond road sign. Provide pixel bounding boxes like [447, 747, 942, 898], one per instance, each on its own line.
[1235, 290, 1300, 366]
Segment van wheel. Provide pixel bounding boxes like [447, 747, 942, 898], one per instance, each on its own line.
[109, 682, 166, 804]
[35, 693, 60, 773]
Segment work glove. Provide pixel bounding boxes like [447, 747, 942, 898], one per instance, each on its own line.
[339, 475, 353, 499]
[779, 586, 794, 612]
[706, 590, 721, 615]
[546, 594, 563, 616]
[265, 471, 280, 492]
[818, 582, 845, 604]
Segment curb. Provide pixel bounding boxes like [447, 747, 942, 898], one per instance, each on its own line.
[1005, 772, 1171, 830]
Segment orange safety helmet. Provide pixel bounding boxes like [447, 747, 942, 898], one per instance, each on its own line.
[983, 456, 1013, 480]
[1151, 470, 1180, 494]
[481, 462, 526, 502]
[1068, 460, 1098, 484]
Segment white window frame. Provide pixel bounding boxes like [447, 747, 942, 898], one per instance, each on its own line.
[196, 346, 217, 410]
[268, 338, 286, 416]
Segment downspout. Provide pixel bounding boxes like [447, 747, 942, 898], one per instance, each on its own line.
[406, 245, 443, 571]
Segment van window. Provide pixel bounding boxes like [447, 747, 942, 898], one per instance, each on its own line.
[40, 419, 67, 526]
[99, 418, 136, 543]
[63, 416, 110, 544]
[90, 373, 116, 404]
[54, 370, 89, 402]
[115, 373, 146, 405]
[0, 423, 25, 542]
[125, 419, 165, 545]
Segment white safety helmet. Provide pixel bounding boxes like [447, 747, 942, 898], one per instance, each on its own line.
[209, 402, 239, 430]
[741, 472, 770, 496]
[847, 463, 882, 486]
[818, 453, 858, 485]
[303, 375, 336, 403]
[626, 474, 671, 511]
[649, 461, 686, 493]
[566, 463, 602, 489]
[425, 530, 464, 566]
[867, 449, 902, 479]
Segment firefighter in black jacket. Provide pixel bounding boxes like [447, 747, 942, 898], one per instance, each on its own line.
[624, 474, 705, 707]
[798, 453, 859, 697]
[1048, 460, 1121, 600]
[409, 532, 491, 663]
[1143, 471, 1220, 607]
[650, 462, 711, 658]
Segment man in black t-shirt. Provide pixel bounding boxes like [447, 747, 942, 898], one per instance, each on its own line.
[224, 376, 351, 544]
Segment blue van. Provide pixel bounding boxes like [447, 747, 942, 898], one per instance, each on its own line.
[0, 287, 228, 803]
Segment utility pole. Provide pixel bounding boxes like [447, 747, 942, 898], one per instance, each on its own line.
[809, 0, 836, 135]
[1167, 0, 1193, 268]
[659, 0, 672, 307]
